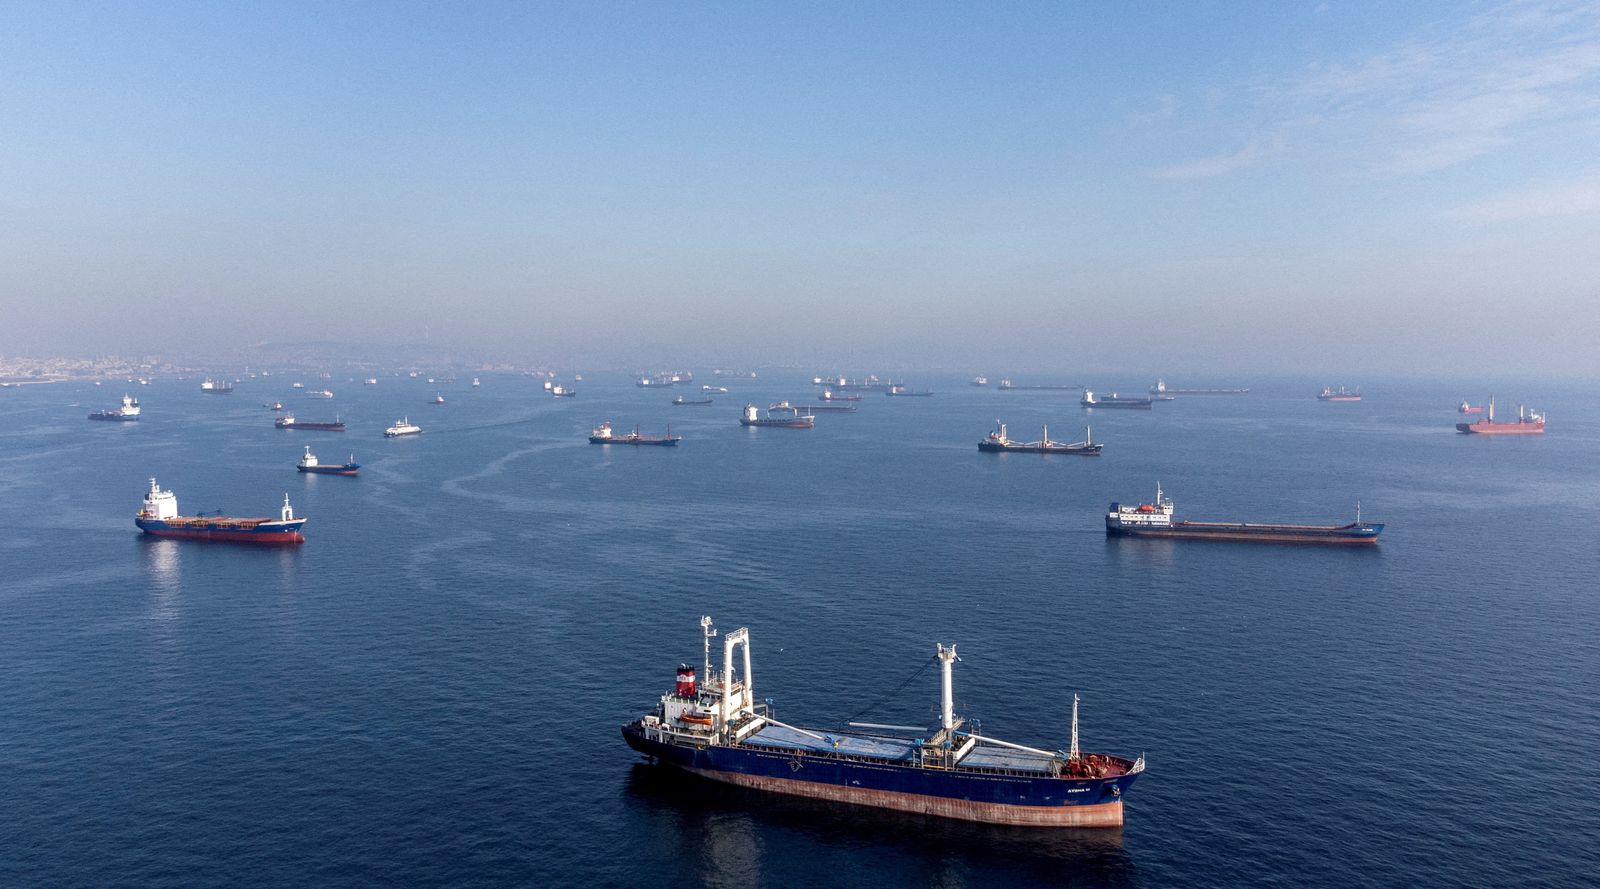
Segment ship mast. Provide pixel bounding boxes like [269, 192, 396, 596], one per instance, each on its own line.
[937, 643, 958, 730]
[1070, 693, 1080, 760]
[700, 616, 715, 689]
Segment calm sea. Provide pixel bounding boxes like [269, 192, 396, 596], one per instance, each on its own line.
[2, 373, 1597, 888]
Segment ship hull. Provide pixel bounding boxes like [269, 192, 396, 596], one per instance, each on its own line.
[1319, 396, 1361, 402]
[1455, 423, 1544, 435]
[276, 423, 345, 431]
[741, 419, 814, 428]
[978, 442, 1100, 455]
[623, 725, 1133, 827]
[589, 438, 679, 446]
[1081, 402, 1152, 410]
[1107, 522, 1381, 545]
[297, 465, 359, 475]
[88, 414, 139, 421]
[136, 517, 305, 543]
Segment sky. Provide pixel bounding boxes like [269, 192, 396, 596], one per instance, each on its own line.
[2, 1, 1598, 376]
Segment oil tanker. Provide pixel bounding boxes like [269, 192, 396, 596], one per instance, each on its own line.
[89, 393, 141, 421]
[589, 422, 681, 446]
[1456, 397, 1544, 435]
[1106, 484, 1382, 545]
[623, 617, 1144, 827]
[134, 478, 306, 543]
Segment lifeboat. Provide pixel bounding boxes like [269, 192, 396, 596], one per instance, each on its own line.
[678, 710, 715, 727]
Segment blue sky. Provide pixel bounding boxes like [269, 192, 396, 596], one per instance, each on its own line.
[2, 1, 1597, 374]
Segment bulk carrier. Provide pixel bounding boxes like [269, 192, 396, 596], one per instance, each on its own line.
[1106, 484, 1382, 545]
[1455, 397, 1544, 435]
[978, 422, 1100, 455]
[623, 617, 1144, 827]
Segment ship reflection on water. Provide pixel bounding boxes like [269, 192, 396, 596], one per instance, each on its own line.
[622, 764, 1134, 887]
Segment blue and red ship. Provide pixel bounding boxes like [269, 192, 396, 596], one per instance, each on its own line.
[623, 617, 1143, 827]
[134, 478, 306, 543]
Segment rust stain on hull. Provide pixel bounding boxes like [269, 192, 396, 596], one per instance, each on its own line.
[682, 766, 1125, 827]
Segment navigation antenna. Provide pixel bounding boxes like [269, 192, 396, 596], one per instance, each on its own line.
[1070, 693, 1080, 761]
[700, 616, 716, 684]
[1356, 501, 1362, 526]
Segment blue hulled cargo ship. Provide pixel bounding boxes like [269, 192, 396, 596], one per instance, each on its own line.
[134, 478, 307, 543]
[623, 617, 1144, 827]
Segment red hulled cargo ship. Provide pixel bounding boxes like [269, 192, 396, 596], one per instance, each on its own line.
[1456, 397, 1544, 435]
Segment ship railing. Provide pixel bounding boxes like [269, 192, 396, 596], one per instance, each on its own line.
[734, 739, 1059, 780]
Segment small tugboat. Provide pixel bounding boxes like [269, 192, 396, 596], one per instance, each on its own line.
[291, 382, 305, 389]
[384, 417, 422, 437]
[1456, 396, 1545, 435]
[1458, 401, 1486, 414]
[364, 378, 379, 385]
[1318, 386, 1362, 402]
[296, 445, 360, 475]
[971, 376, 989, 386]
[673, 395, 714, 406]
[819, 388, 862, 402]
[739, 403, 815, 428]
[89, 393, 141, 421]
[552, 385, 577, 397]
[543, 379, 555, 391]
[432, 393, 446, 405]
[270, 401, 285, 412]
[471, 377, 481, 387]
[307, 388, 334, 398]
[623, 616, 1144, 827]
[1106, 483, 1382, 544]
[978, 421, 1101, 455]
[134, 478, 305, 543]
[1081, 390, 1153, 410]
[589, 422, 681, 446]
[275, 414, 346, 432]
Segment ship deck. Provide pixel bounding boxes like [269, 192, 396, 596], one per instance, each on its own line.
[743, 724, 1063, 776]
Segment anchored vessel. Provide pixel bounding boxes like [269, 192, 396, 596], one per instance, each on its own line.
[673, 396, 714, 406]
[740, 403, 815, 428]
[200, 378, 233, 394]
[89, 393, 141, 421]
[1107, 484, 1382, 544]
[819, 389, 862, 402]
[384, 417, 422, 437]
[296, 446, 359, 475]
[971, 376, 989, 386]
[1456, 397, 1544, 435]
[623, 617, 1144, 827]
[998, 378, 1079, 391]
[275, 414, 346, 431]
[1318, 387, 1362, 402]
[886, 384, 934, 397]
[551, 385, 577, 398]
[1458, 401, 1485, 414]
[134, 478, 306, 543]
[589, 422, 681, 446]
[432, 393, 446, 405]
[1150, 379, 1247, 396]
[1081, 390, 1153, 410]
[978, 422, 1100, 455]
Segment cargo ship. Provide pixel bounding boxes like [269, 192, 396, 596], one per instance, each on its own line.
[306, 389, 334, 399]
[1318, 387, 1362, 402]
[623, 617, 1144, 827]
[384, 417, 422, 437]
[200, 378, 233, 393]
[673, 396, 714, 406]
[1150, 379, 1247, 396]
[998, 378, 1079, 390]
[134, 478, 306, 543]
[89, 393, 141, 421]
[1456, 397, 1544, 435]
[740, 403, 815, 428]
[1106, 484, 1382, 545]
[1458, 401, 1485, 414]
[1081, 390, 1153, 410]
[971, 376, 989, 386]
[552, 385, 577, 398]
[886, 384, 934, 397]
[819, 389, 861, 402]
[296, 446, 360, 475]
[275, 414, 346, 431]
[978, 422, 1100, 455]
[589, 422, 681, 446]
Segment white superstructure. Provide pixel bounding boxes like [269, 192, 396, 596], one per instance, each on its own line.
[384, 417, 422, 437]
[1106, 483, 1175, 529]
[141, 478, 179, 520]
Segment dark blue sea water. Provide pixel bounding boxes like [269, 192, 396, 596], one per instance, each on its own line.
[2, 373, 1597, 888]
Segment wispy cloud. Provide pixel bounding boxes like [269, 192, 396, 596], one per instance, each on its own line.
[1445, 170, 1600, 222]
[1151, 140, 1263, 180]
[1149, 1, 1600, 179]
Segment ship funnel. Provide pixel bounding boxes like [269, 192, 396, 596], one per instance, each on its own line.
[937, 644, 959, 730]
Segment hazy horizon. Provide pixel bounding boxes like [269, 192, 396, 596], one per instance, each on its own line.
[4, 2, 1598, 377]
